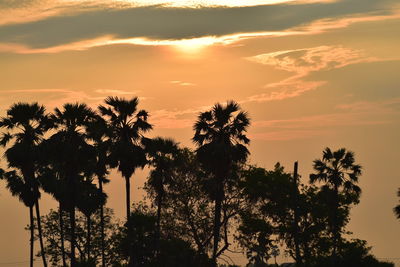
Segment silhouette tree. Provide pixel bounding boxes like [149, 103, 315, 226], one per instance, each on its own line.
[143, 137, 179, 250]
[192, 101, 250, 265]
[240, 163, 330, 265]
[76, 179, 107, 263]
[36, 208, 127, 266]
[0, 102, 51, 267]
[0, 170, 37, 267]
[310, 147, 362, 266]
[155, 148, 214, 257]
[98, 96, 152, 221]
[48, 103, 97, 266]
[394, 188, 400, 220]
[86, 116, 112, 267]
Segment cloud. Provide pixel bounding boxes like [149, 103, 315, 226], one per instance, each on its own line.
[244, 80, 325, 103]
[0, 0, 398, 53]
[150, 105, 213, 129]
[244, 45, 379, 102]
[170, 80, 196, 86]
[247, 46, 376, 74]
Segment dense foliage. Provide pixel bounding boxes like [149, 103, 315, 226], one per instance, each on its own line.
[0, 98, 395, 267]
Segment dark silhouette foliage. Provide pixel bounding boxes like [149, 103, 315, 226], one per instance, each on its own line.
[0, 98, 393, 267]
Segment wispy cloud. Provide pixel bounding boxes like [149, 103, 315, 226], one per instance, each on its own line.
[0, 0, 398, 53]
[170, 80, 196, 87]
[244, 45, 379, 102]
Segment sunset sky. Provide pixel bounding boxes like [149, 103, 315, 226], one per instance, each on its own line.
[0, 0, 399, 265]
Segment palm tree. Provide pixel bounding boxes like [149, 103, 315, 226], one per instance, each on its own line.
[0, 170, 37, 267]
[143, 137, 179, 251]
[0, 102, 50, 267]
[394, 188, 400, 219]
[86, 116, 111, 267]
[48, 103, 97, 266]
[98, 96, 152, 221]
[309, 147, 362, 266]
[192, 101, 250, 265]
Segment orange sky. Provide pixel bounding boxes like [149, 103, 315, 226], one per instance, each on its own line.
[0, 0, 400, 265]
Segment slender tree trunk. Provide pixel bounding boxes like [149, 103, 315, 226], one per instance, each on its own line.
[125, 176, 134, 267]
[59, 204, 67, 267]
[98, 178, 106, 267]
[86, 214, 91, 262]
[125, 176, 131, 220]
[212, 180, 223, 267]
[156, 191, 162, 256]
[293, 162, 302, 267]
[29, 206, 34, 267]
[70, 208, 76, 266]
[332, 186, 339, 267]
[35, 200, 48, 267]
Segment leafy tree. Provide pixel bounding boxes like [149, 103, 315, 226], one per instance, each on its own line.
[193, 101, 250, 265]
[313, 239, 394, 267]
[120, 204, 212, 267]
[239, 164, 346, 266]
[153, 147, 242, 262]
[99, 97, 152, 220]
[156, 148, 214, 257]
[310, 147, 362, 266]
[0, 102, 51, 267]
[34, 208, 126, 266]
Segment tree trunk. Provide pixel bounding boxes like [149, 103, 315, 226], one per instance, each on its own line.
[126, 176, 134, 267]
[70, 208, 76, 266]
[332, 185, 340, 267]
[86, 214, 91, 262]
[293, 162, 302, 267]
[29, 206, 34, 267]
[35, 200, 48, 267]
[156, 191, 162, 256]
[59, 204, 67, 267]
[125, 176, 131, 221]
[99, 178, 106, 267]
[212, 181, 223, 267]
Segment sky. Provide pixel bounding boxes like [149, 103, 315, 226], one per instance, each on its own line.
[0, 0, 399, 265]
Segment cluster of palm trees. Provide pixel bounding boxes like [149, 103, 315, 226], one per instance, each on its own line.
[3, 96, 391, 267]
[0, 97, 251, 267]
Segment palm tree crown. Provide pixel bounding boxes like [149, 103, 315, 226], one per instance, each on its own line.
[193, 101, 250, 176]
[99, 96, 152, 179]
[310, 147, 362, 195]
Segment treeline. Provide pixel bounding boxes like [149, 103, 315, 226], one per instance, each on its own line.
[0, 97, 394, 267]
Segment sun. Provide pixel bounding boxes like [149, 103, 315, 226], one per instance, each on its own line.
[172, 37, 216, 55]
